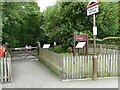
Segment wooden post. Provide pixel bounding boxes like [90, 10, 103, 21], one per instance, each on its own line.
[73, 41, 76, 57]
[63, 57, 66, 79]
[37, 41, 41, 58]
[86, 35, 88, 55]
[66, 57, 69, 79]
[73, 33, 76, 78]
[100, 44, 102, 54]
[78, 48, 80, 55]
[1, 57, 4, 82]
[4, 57, 7, 82]
[93, 14, 97, 80]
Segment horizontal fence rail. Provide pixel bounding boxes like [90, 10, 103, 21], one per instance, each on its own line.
[0, 51, 12, 83]
[8, 47, 38, 59]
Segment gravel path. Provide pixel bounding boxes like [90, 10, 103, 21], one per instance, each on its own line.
[1, 58, 118, 88]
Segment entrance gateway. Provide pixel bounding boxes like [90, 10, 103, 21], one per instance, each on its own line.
[8, 47, 38, 60]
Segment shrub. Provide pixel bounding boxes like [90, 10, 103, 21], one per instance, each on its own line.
[49, 45, 66, 53]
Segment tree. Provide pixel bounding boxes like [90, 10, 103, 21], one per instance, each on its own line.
[0, 1, 3, 45]
[2, 2, 44, 47]
[42, 2, 119, 50]
[2, 2, 119, 48]
[96, 2, 118, 38]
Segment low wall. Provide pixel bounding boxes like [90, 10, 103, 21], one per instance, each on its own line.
[39, 48, 64, 78]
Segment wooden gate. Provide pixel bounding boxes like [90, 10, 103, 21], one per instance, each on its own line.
[9, 47, 38, 60]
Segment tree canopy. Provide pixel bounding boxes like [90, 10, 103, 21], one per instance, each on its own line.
[2, 2, 44, 47]
[42, 2, 119, 49]
[1, 2, 119, 48]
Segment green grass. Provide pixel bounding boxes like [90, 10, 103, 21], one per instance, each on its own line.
[31, 51, 38, 56]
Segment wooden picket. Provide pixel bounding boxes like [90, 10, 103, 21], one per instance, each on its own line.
[0, 51, 12, 83]
[63, 53, 118, 80]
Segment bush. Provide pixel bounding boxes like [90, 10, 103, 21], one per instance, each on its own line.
[49, 45, 66, 53]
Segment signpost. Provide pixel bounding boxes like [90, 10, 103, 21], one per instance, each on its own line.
[86, 0, 99, 80]
[73, 33, 88, 56]
[73, 33, 88, 78]
[74, 34, 88, 41]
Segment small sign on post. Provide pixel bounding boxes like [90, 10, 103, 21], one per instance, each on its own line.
[73, 33, 88, 56]
[74, 34, 88, 41]
[43, 44, 50, 49]
[93, 26, 97, 35]
[86, 0, 99, 16]
[75, 42, 86, 49]
[87, 5, 99, 16]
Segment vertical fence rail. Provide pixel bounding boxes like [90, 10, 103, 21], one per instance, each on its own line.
[0, 51, 12, 83]
[63, 57, 66, 79]
[1, 57, 3, 82]
[115, 51, 118, 75]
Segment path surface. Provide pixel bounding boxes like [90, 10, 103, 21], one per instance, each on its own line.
[1, 57, 118, 88]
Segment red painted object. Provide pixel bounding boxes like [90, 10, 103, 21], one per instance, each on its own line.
[86, 0, 99, 9]
[0, 46, 6, 57]
[74, 34, 88, 41]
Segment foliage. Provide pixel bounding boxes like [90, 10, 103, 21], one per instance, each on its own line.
[0, 1, 2, 45]
[96, 2, 119, 38]
[2, 2, 44, 47]
[49, 45, 66, 53]
[1, 2, 119, 49]
[42, 2, 119, 50]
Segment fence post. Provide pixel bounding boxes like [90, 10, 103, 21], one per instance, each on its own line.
[1, 57, 4, 82]
[4, 56, 7, 82]
[100, 44, 102, 54]
[37, 41, 41, 59]
[73, 56, 76, 79]
[63, 56, 66, 79]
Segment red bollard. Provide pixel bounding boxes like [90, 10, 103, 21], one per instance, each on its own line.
[0, 46, 6, 57]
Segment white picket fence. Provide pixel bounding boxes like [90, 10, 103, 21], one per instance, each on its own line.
[39, 48, 118, 80]
[0, 52, 12, 82]
[63, 54, 118, 79]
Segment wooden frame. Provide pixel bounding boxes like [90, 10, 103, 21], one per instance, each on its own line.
[73, 32, 88, 56]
